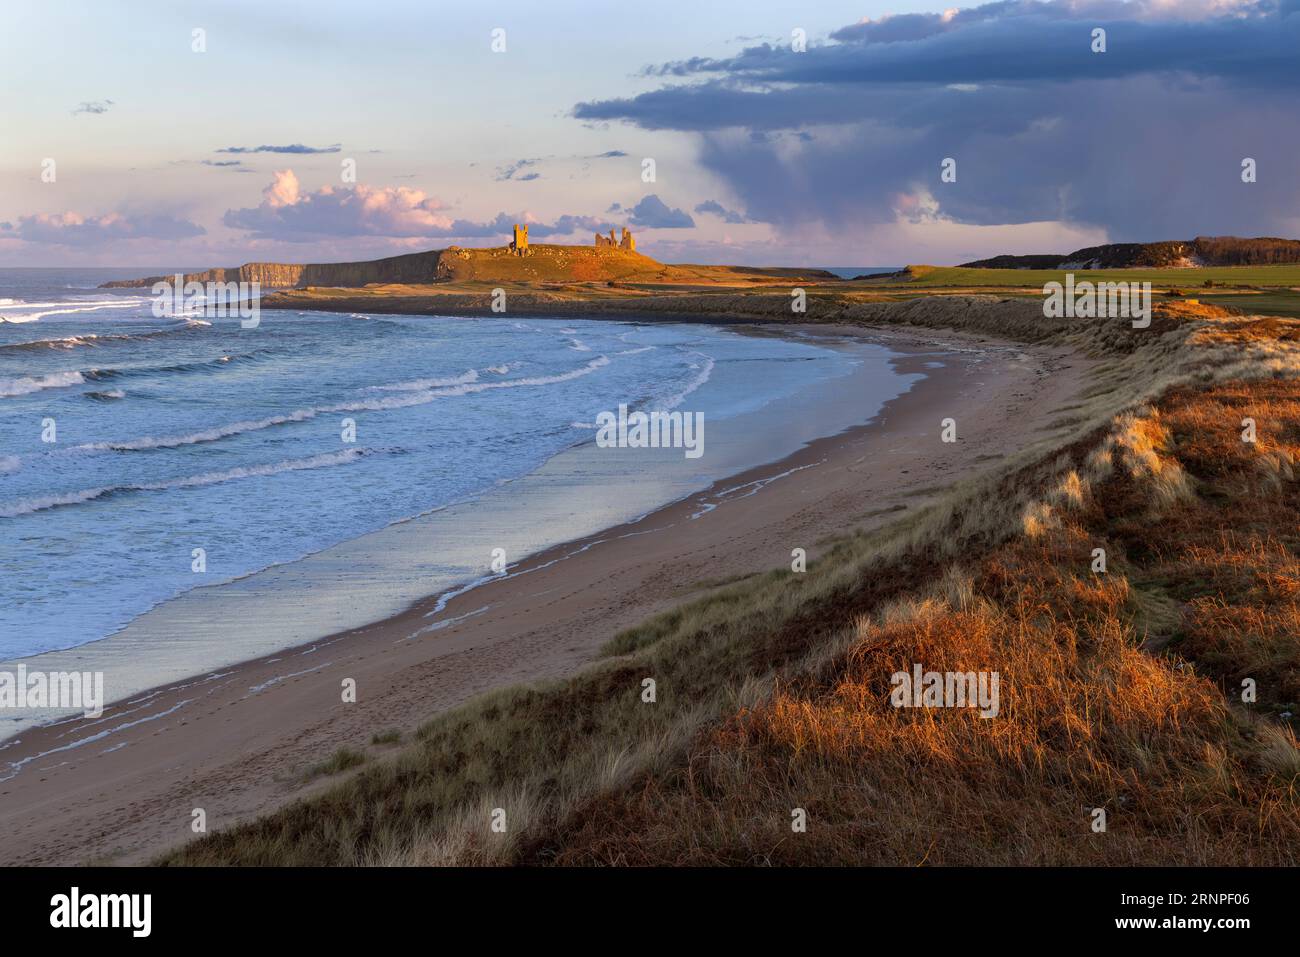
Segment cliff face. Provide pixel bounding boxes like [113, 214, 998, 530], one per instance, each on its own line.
[100, 249, 448, 289]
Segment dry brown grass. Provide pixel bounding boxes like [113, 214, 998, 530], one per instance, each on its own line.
[527, 380, 1300, 866]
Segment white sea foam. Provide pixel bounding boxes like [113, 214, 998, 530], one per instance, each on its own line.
[0, 298, 150, 323]
[0, 370, 86, 398]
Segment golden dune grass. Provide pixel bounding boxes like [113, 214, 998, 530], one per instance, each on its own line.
[533, 378, 1300, 866]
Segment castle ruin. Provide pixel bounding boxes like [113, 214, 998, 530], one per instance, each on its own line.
[595, 227, 635, 252]
[509, 223, 530, 256]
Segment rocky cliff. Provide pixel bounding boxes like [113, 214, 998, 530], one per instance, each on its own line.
[99, 249, 448, 289]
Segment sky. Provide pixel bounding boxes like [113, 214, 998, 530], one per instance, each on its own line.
[2, 0, 1299, 268]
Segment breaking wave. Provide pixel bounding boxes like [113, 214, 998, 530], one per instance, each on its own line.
[78, 356, 611, 452]
[0, 448, 375, 518]
[0, 370, 86, 398]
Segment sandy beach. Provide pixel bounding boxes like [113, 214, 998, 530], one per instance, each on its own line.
[0, 321, 1092, 865]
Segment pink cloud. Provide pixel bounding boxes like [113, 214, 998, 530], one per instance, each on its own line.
[224, 169, 460, 240]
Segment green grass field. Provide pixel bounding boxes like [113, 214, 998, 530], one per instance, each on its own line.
[1209, 291, 1300, 319]
[880, 263, 1300, 289]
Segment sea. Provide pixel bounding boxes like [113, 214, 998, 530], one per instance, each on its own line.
[0, 267, 918, 726]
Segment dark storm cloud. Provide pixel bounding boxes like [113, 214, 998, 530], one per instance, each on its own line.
[695, 200, 750, 224]
[633, 1, 1300, 88]
[627, 195, 695, 228]
[573, 1, 1300, 239]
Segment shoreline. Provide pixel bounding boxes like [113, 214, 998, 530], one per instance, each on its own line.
[0, 318, 906, 732]
[0, 319, 1092, 865]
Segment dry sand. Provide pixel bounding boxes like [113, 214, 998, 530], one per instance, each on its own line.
[0, 322, 1093, 865]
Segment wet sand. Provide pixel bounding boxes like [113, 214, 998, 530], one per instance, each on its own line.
[0, 322, 1092, 865]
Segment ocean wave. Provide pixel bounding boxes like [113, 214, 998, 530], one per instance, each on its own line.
[369, 369, 480, 392]
[0, 298, 151, 323]
[89, 349, 276, 381]
[77, 356, 613, 452]
[471, 355, 609, 391]
[77, 406, 324, 451]
[368, 361, 524, 392]
[0, 333, 127, 352]
[0, 448, 375, 519]
[0, 370, 86, 398]
[322, 357, 611, 410]
[0, 456, 19, 474]
[0, 351, 259, 410]
[651, 352, 715, 411]
[568, 353, 710, 427]
[0, 321, 203, 353]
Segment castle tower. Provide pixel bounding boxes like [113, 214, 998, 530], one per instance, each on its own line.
[595, 228, 633, 251]
[510, 223, 529, 256]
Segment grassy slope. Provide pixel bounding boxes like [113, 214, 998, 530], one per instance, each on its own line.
[879, 263, 1300, 288]
[161, 298, 1300, 866]
[538, 377, 1300, 865]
